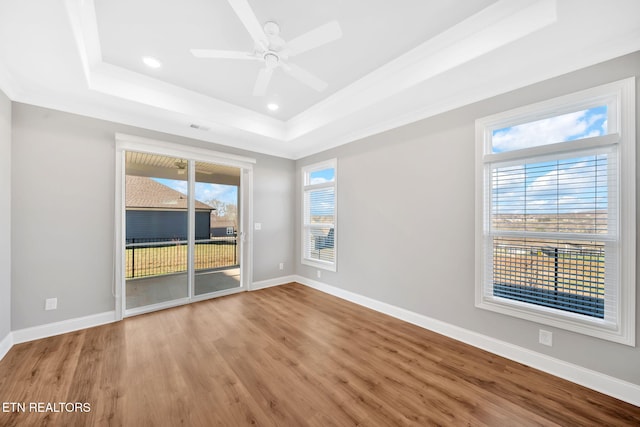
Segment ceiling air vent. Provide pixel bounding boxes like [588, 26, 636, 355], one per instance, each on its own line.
[189, 123, 210, 131]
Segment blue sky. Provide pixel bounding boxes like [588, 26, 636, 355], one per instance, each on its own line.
[491, 106, 609, 215]
[154, 178, 238, 206]
[492, 106, 607, 153]
[309, 167, 335, 184]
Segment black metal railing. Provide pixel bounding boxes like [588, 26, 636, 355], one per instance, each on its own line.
[125, 237, 238, 279]
[493, 241, 605, 318]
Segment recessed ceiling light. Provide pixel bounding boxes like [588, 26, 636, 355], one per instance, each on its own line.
[142, 56, 162, 69]
[267, 103, 279, 111]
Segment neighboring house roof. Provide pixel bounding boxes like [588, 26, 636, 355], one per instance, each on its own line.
[210, 218, 236, 229]
[126, 176, 214, 211]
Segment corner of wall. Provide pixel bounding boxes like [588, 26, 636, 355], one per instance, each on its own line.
[0, 89, 12, 353]
[0, 332, 13, 361]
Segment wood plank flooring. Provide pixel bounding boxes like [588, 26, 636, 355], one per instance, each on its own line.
[1, 283, 638, 426]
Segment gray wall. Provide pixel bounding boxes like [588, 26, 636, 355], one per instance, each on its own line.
[251, 154, 295, 280]
[296, 51, 640, 385]
[11, 103, 295, 330]
[0, 90, 10, 340]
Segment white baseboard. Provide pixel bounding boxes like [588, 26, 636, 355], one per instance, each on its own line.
[0, 331, 13, 361]
[11, 311, 117, 344]
[295, 275, 640, 407]
[5, 276, 295, 350]
[251, 275, 297, 291]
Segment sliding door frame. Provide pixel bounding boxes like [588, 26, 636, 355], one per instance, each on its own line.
[114, 133, 255, 320]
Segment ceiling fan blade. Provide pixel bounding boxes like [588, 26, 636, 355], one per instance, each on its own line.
[281, 63, 328, 92]
[227, 0, 269, 49]
[284, 21, 342, 57]
[190, 49, 258, 60]
[253, 67, 274, 96]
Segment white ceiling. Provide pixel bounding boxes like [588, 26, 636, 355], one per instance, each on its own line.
[95, 0, 495, 119]
[0, 0, 639, 159]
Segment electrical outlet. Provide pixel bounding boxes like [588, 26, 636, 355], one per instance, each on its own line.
[279, 262, 284, 270]
[45, 298, 57, 311]
[539, 329, 553, 346]
[254, 222, 262, 230]
[317, 270, 322, 278]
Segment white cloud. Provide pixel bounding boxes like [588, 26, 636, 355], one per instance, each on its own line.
[492, 165, 526, 212]
[493, 109, 602, 152]
[164, 179, 188, 195]
[195, 183, 238, 205]
[310, 177, 328, 185]
[588, 113, 606, 127]
[493, 156, 608, 214]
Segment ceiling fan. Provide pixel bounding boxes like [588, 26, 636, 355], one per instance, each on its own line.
[175, 159, 187, 174]
[175, 159, 214, 175]
[190, 0, 342, 96]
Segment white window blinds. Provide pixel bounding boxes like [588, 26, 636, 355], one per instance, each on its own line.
[302, 160, 337, 270]
[475, 78, 635, 345]
[488, 148, 617, 319]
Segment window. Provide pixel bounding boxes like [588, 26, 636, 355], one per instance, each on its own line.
[475, 79, 635, 345]
[302, 159, 337, 271]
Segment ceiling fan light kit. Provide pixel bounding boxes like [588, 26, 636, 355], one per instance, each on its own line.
[191, 0, 342, 97]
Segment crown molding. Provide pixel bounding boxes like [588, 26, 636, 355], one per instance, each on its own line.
[60, 0, 569, 159]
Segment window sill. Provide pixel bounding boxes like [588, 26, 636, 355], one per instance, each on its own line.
[476, 295, 633, 346]
[302, 258, 336, 272]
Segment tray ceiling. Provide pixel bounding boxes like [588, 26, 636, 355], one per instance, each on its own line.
[0, 0, 639, 159]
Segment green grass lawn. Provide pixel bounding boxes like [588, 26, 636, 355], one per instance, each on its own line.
[493, 251, 605, 297]
[126, 242, 238, 278]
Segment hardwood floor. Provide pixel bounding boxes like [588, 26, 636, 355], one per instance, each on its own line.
[1, 283, 638, 426]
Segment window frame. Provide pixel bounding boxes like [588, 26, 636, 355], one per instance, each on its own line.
[301, 159, 337, 272]
[475, 78, 635, 345]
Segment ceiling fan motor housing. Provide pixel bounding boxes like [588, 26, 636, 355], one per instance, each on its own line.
[190, 1, 342, 96]
[264, 52, 279, 69]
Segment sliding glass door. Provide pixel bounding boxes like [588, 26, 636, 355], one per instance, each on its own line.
[194, 161, 241, 296]
[125, 152, 189, 310]
[118, 139, 252, 317]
